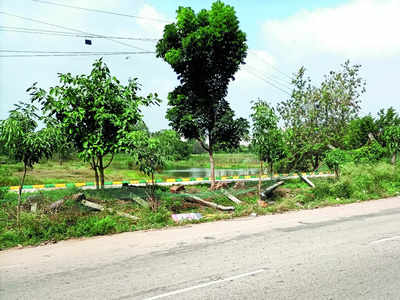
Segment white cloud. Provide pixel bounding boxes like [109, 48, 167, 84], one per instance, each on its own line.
[136, 4, 169, 37]
[234, 49, 291, 95]
[263, 0, 400, 59]
[236, 49, 276, 81]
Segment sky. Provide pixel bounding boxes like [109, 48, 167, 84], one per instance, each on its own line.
[1, 0, 399, 131]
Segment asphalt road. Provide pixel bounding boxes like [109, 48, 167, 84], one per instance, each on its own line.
[1, 197, 400, 299]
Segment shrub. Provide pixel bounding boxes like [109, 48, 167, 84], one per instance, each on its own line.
[324, 149, 348, 177]
[352, 142, 386, 164]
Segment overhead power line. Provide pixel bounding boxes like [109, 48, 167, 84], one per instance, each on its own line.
[0, 11, 152, 52]
[245, 65, 292, 90]
[0, 50, 154, 54]
[252, 51, 294, 81]
[0, 50, 154, 58]
[243, 67, 292, 96]
[32, 0, 171, 23]
[0, 26, 159, 41]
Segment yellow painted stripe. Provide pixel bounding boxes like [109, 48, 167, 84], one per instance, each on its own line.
[166, 178, 176, 183]
[113, 181, 123, 185]
[244, 175, 251, 179]
[75, 183, 85, 187]
[181, 178, 191, 182]
[55, 184, 66, 188]
[10, 186, 19, 190]
[232, 176, 239, 179]
[283, 173, 289, 177]
[221, 176, 228, 180]
[293, 173, 298, 176]
[146, 179, 153, 183]
[196, 177, 204, 181]
[33, 184, 45, 189]
[301, 172, 307, 176]
[273, 174, 279, 177]
[130, 180, 139, 184]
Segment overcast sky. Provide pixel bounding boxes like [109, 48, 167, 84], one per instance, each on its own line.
[1, 0, 399, 131]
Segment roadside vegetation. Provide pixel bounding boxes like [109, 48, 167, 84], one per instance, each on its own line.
[1, 1, 400, 250]
[1, 160, 399, 250]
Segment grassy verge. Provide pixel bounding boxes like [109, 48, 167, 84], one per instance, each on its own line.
[1, 161, 399, 250]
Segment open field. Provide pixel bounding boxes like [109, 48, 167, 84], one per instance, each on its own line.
[0, 153, 260, 187]
[1, 161, 399, 250]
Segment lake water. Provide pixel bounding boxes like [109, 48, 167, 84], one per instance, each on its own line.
[163, 167, 259, 178]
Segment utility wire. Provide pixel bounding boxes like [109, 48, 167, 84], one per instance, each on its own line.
[32, 0, 171, 23]
[0, 11, 152, 52]
[0, 51, 154, 58]
[243, 67, 292, 96]
[251, 51, 294, 81]
[0, 50, 155, 54]
[245, 65, 292, 90]
[0, 26, 158, 41]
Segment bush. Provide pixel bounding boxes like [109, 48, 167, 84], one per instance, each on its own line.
[0, 166, 20, 186]
[324, 149, 348, 176]
[352, 142, 386, 164]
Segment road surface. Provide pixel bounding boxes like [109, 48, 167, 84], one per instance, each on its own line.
[1, 196, 400, 299]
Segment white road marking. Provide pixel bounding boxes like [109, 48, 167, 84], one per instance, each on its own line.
[144, 269, 265, 300]
[370, 236, 400, 245]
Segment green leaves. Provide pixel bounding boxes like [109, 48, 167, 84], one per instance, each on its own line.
[383, 125, 400, 157]
[30, 59, 159, 188]
[31, 59, 159, 161]
[324, 149, 347, 176]
[278, 61, 366, 170]
[0, 102, 57, 169]
[251, 100, 285, 171]
[156, 1, 248, 156]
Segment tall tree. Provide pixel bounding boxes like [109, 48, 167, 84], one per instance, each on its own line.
[278, 61, 366, 171]
[251, 100, 285, 199]
[31, 59, 159, 189]
[0, 102, 56, 227]
[156, 1, 248, 188]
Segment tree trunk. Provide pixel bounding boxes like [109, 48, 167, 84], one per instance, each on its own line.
[335, 167, 339, 178]
[98, 155, 105, 189]
[258, 160, 263, 201]
[150, 172, 157, 211]
[313, 154, 319, 171]
[392, 152, 397, 165]
[94, 167, 100, 190]
[209, 150, 216, 190]
[17, 164, 27, 229]
[92, 157, 100, 190]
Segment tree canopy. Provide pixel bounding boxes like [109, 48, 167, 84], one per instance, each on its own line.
[156, 1, 248, 187]
[278, 60, 366, 171]
[31, 58, 159, 188]
[0, 102, 57, 226]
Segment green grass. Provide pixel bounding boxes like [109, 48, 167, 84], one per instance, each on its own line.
[1, 161, 399, 250]
[0, 153, 258, 187]
[168, 153, 259, 169]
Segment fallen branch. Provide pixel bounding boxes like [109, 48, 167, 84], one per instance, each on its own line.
[368, 132, 377, 142]
[222, 190, 242, 204]
[299, 175, 315, 188]
[261, 181, 285, 199]
[186, 195, 235, 211]
[327, 144, 336, 150]
[130, 194, 150, 208]
[81, 200, 138, 221]
[48, 199, 64, 212]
